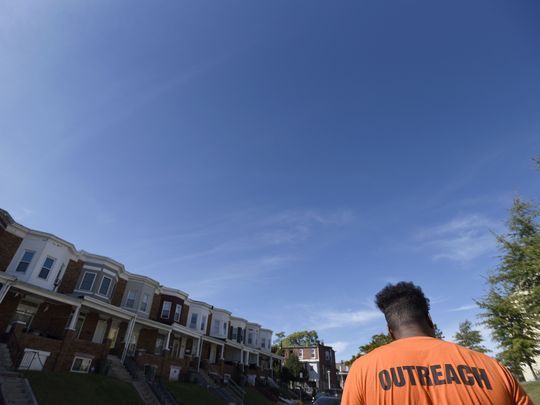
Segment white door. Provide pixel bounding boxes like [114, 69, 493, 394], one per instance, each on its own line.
[169, 366, 181, 381]
[92, 319, 107, 344]
[19, 349, 50, 371]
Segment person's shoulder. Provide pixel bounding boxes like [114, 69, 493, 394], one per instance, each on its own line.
[439, 339, 497, 362]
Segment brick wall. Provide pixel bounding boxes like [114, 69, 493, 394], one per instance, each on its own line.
[137, 328, 158, 353]
[0, 291, 21, 334]
[79, 312, 99, 341]
[0, 229, 22, 272]
[179, 304, 189, 326]
[149, 293, 161, 321]
[57, 260, 84, 294]
[30, 303, 72, 339]
[110, 278, 127, 307]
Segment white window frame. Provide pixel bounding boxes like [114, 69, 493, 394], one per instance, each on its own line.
[173, 304, 181, 322]
[298, 349, 303, 360]
[200, 315, 207, 331]
[71, 356, 92, 373]
[97, 276, 113, 297]
[189, 313, 198, 329]
[311, 348, 316, 359]
[140, 294, 149, 312]
[79, 271, 97, 291]
[16, 250, 35, 273]
[38, 256, 56, 280]
[161, 301, 172, 319]
[125, 290, 136, 308]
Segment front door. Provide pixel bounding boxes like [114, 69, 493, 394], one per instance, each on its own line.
[92, 319, 107, 344]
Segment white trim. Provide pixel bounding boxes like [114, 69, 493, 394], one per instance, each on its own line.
[79, 271, 97, 292]
[97, 275, 113, 297]
[71, 356, 92, 373]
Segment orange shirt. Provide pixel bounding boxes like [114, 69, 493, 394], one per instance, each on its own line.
[342, 336, 533, 405]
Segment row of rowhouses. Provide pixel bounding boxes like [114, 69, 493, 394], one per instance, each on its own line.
[0, 208, 282, 382]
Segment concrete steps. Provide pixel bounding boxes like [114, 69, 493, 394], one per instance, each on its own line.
[107, 355, 160, 405]
[0, 344, 37, 405]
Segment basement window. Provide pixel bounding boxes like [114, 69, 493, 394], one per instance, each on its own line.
[71, 356, 92, 373]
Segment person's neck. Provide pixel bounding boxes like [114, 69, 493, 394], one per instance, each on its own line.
[392, 326, 434, 340]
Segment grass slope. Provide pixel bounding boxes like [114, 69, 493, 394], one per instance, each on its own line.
[165, 381, 225, 405]
[523, 381, 540, 404]
[26, 371, 143, 405]
[244, 387, 274, 405]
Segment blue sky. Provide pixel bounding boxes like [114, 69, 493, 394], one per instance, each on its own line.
[1, 0, 539, 360]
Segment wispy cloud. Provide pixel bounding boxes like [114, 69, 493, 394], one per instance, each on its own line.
[416, 214, 502, 263]
[313, 309, 382, 331]
[327, 341, 351, 355]
[448, 304, 478, 312]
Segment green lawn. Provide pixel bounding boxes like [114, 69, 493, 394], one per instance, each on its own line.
[523, 381, 540, 404]
[25, 371, 143, 405]
[165, 381, 225, 405]
[244, 387, 274, 405]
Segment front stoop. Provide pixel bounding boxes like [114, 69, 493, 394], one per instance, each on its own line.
[107, 355, 160, 405]
[0, 343, 38, 405]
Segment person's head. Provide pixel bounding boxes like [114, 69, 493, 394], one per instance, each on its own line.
[375, 281, 435, 340]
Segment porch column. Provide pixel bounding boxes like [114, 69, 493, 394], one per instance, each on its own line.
[121, 316, 136, 363]
[196, 337, 203, 371]
[0, 282, 13, 304]
[220, 344, 224, 360]
[66, 304, 81, 330]
[165, 330, 172, 350]
[256, 353, 260, 367]
[270, 357, 273, 378]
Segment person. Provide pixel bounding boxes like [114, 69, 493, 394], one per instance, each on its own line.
[342, 282, 533, 404]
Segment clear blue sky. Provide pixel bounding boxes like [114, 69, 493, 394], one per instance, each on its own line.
[1, 0, 539, 360]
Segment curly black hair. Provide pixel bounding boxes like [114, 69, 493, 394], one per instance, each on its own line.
[375, 281, 430, 330]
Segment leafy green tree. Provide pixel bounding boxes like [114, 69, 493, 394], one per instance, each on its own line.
[283, 353, 307, 382]
[433, 324, 445, 339]
[454, 320, 489, 353]
[346, 333, 392, 365]
[281, 330, 320, 347]
[478, 198, 540, 380]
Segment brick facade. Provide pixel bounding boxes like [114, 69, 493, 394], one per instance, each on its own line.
[0, 291, 21, 335]
[149, 293, 161, 320]
[79, 312, 99, 341]
[179, 303, 189, 326]
[30, 302, 72, 340]
[110, 278, 127, 307]
[137, 328, 158, 353]
[57, 260, 84, 294]
[0, 228, 22, 272]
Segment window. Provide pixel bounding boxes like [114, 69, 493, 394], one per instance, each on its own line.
[98, 276, 112, 296]
[140, 294, 149, 312]
[223, 322, 227, 336]
[16, 250, 35, 272]
[311, 349, 316, 359]
[298, 349, 303, 360]
[174, 304, 181, 322]
[38, 257, 55, 279]
[189, 313, 198, 329]
[79, 272, 96, 291]
[155, 335, 165, 355]
[212, 319, 220, 335]
[232, 328, 237, 340]
[126, 290, 136, 308]
[200, 315, 207, 331]
[325, 350, 330, 361]
[261, 338, 266, 348]
[248, 331, 253, 345]
[161, 301, 172, 319]
[71, 356, 92, 373]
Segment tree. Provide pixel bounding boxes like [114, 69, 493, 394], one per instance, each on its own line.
[478, 198, 540, 380]
[283, 353, 306, 382]
[454, 320, 489, 353]
[346, 333, 392, 365]
[433, 324, 445, 339]
[281, 330, 320, 347]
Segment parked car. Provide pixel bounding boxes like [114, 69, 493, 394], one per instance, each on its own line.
[313, 396, 340, 405]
